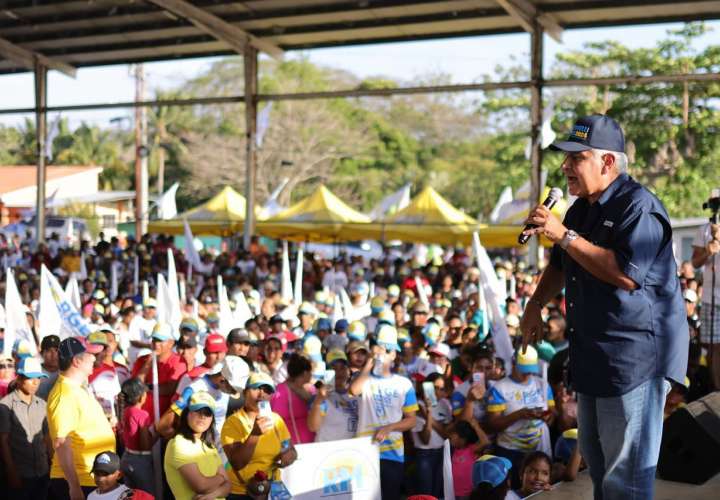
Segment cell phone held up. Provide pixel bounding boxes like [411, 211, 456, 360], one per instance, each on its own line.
[258, 400, 272, 418]
[472, 372, 485, 388]
[422, 381, 438, 407]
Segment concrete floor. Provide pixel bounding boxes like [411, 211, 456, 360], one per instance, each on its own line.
[532, 470, 720, 500]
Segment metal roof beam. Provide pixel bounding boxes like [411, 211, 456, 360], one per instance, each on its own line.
[0, 36, 76, 77]
[145, 0, 283, 60]
[495, 0, 563, 43]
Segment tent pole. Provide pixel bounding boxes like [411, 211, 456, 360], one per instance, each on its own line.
[243, 47, 259, 250]
[34, 59, 47, 245]
[529, 22, 544, 268]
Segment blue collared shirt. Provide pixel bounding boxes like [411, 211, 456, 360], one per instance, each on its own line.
[550, 173, 688, 397]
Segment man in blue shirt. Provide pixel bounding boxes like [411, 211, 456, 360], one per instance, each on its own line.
[519, 115, 688, 500]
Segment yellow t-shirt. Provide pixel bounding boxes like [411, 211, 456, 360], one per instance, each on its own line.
[47, 375, 116, 486]
[221, 409, 291, 494]
[164, 434, 224, 500]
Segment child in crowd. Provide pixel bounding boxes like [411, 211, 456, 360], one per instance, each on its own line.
[551, 428, 583, 483]
[87, 451, 130, 500]
[451, 420, 488, 499]
[515, 451, 553, 498]
[470, 454, 516, 500]
[119, 378, 157, 494]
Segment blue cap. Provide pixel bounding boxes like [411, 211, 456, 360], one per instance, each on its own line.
[550, 114, 624, 153]
[472, 455, 512, 488]
[316, 318, 331, 332]
[16, 357, 48, 379]
[334, 319, 349, 333]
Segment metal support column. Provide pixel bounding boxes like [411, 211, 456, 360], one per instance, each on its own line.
[134, 64, 149, 238]
[243, 47, 259, 249]
[34, 59, 48, 245]
[529, 23, 544, 267]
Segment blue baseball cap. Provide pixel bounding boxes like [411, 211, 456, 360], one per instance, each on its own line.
[472, 455, 512, 488]
[550, 114, 625, 153]
[334, 319, 349, 333]
[16, 357, 48, 379]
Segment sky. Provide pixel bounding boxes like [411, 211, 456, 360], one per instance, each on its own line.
[0, 20, 718, 129]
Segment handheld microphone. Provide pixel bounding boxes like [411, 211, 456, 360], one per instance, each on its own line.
[518, 187, 564, 245]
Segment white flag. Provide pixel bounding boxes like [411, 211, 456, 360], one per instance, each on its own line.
[4, 269, 36, 357]
[65, 276, 82, 310]
[167, 249, 182, 331]
[330, 293, 345, 327]
[369, 183, 411, 220]
[415, 276, 430, 307]
[78, 252, 88, 280]
[256, 102, 273, 147]
[294, 246, 304, 306]
[472, 232, 513, 368]
[183, 219, 211, 273]
[217, 276, 234, 336]
[156, 274, 169, 328]
[231, 290, 253, 327]
[142, 280, 150, 306]
[443, 439, 456, 500]
[339, 288, 355, 322]
[280, 241, 293, 304]
[157, 182, 179, 220]
[40, 265, 92, 342]
[45, 114, 61, 161]
[259, 177, 289, 219]
[489, 186, 513, 224]
[110, 261, 119, 300]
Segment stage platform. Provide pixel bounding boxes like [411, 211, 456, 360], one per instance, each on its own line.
[533, 470, 720, 499]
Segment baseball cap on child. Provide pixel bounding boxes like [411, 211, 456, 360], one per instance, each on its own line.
[472, 454, 513, 488]
[514, 345, 540, 374]
[92, 451, 121, 475]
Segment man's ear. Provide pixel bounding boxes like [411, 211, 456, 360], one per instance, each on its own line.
[601, 153, 616, 175]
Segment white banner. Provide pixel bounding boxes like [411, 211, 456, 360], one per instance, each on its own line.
[281, 241, 293, 304]
[39, 264, 92, 342]
[281, 437, 380, 500]
[4, 269, 36, 357]
[167, 249, 182, 331]
[64, 276, 82, 310]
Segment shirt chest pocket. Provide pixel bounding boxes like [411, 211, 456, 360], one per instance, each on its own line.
[588, 223, 615, 247]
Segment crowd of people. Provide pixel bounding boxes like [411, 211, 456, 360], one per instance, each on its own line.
[0, 223, 716, 500]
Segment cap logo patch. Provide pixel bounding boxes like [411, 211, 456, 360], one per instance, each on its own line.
[97, 453, 111, 464]
[571, 124, 590, 139]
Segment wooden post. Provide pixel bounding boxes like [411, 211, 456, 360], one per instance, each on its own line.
[134, 64, 148, 238]
[529, 23, 544, 267]
[34, 59, 48, 245]
[243, 47, 259, 250]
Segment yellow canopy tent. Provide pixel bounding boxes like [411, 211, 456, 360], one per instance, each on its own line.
[147, 186, 253, 236]
[256, 185, 371, 242]
[346, 186, 481, 246]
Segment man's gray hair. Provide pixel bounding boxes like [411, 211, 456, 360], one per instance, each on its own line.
[593, 148, 628, 173]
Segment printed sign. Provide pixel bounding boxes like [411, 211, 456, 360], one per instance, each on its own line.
[280, 437, 381, 500]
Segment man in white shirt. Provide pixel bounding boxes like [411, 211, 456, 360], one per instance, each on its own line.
[127, 300, 157, 367]
[322, 260, 348, 294]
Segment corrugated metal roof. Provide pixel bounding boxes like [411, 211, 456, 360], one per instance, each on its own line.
[0, 1, 718, 74]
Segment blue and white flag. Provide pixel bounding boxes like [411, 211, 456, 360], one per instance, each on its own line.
[4, 268, 37, 357]
[39, 264, 91, 342]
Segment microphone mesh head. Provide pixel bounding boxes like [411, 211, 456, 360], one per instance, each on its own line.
[549, 187, 563, 201]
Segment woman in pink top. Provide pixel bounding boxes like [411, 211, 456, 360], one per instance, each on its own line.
[270, 353, 316, 444]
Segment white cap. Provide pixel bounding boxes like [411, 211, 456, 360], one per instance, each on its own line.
[428, 342, 450, 358]
[222, 356, 250, 391]
[505, 314, 520, 329]
[683, 288, 698, 304]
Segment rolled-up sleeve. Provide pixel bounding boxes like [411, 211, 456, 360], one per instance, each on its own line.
[613, 208, 665, 287]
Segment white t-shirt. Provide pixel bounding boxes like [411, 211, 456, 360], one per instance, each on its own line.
[315, 390, 359, 442]
[412, 399, 452, 450]
[693, 224, 720, 304]
[127, 315, 156, 366]
[450, 379, 490, 422]
[89, 366, 121, 421]
[87, 484, 130, 500]
[486, 375, 554, 455]
[322, 270, 348, 293]
[356, 374, 418, 463]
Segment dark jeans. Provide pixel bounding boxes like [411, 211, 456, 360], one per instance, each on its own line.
[414, 447, 444, 498]
[48, 478, 95, 500]
[380, 459, 405, 500]
[9, 474, 50, 500]
[493, 445, 529, 490]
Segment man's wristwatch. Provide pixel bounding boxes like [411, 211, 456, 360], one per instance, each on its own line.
[560, 229, 579, 250]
